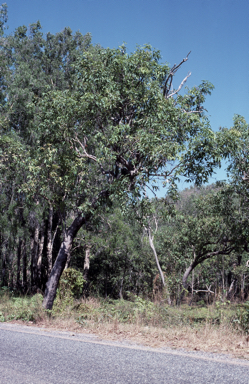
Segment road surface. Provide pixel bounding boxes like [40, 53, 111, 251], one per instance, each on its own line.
[0, 323, 249, 383]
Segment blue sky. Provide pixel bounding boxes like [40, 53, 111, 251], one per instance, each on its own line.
[4, 0, 249, 191]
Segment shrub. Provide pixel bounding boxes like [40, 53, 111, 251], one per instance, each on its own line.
[58, 268, 85, 299]
[233, 302, 249, 333]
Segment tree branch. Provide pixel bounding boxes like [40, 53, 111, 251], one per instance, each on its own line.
[163, 51, 191, 98]
[72, 136, 97, 162]
[193, 285, 214, 294]
[166, 72, 191, 99]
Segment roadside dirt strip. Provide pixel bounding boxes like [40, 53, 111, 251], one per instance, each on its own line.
[0, 323, 249, 383]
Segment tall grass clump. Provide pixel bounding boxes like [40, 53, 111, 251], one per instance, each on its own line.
[0, 287, 44, 322]
[233, 301, 249, 334]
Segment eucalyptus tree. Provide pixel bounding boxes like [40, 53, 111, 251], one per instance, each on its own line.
[25, 45, 219, 309]
[0, 6, 92, 291]
[157, 185, 249, 301]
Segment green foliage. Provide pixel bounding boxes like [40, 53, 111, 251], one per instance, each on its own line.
[75, 297, 163, 325]
[0, 3, 7, 37]
[72, 206, 155, 298]
[0, 17, 93, 294]
[0, 293, 44, 322]
[1, 11, 248, 310]
[73, 297, 239, 329]
[58, 268, 85, 299]
[14, 42, 217, 219]
[233, 302, 249, 334]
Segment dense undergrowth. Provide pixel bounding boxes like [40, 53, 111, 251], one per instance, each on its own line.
[1, 287, 249, 335]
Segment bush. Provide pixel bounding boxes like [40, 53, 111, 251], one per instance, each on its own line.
[0, 293, 44, 322]
[58, 268, 85, 299]
[233, 302, 249, 333]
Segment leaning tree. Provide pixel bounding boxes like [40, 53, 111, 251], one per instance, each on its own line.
[29, 46, 219, 309]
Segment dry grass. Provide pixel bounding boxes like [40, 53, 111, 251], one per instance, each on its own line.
[16, 316, 249, 360]
[2, 292, 249, 359]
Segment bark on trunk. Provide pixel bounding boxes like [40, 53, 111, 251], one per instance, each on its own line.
[43, 214, 88, 310]
[1, 252, 6, 286]
[222, 255, 225, 300]
[83, 245, 91, 281]
[22, 242, 27, 292]
[241, 273, 245, 301]
[148, 228, 171, 305]
[182, 265, 193, 290]
[82, 245, 91, 296]
[43, 189, 109, 310]
[148, 228, 165, 286]
[181, 259, 198, 302]
[8, 252, 14, 289]
[16, 238, 23, 290]
[37, 224, 45, 288]
[119, 277, 124, 299]
[47, 206, 53, 276]
[31, 225, 39, 292]
[65, 245, 71, 269]
[189, 268, 195, 305]
[227, 279, 235, 300]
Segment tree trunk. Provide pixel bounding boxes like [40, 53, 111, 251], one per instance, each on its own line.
[31, 225, 39, 292]
[182, 265, 193, 290]
[47, 205, 53, 276]
[8, 252, 14, 290]
[119, 277, 124, 299]
[16, 238, 23, 291]
[43, 189, 109, 310]
[227, 279, 235, 300]
[148, 228, 165, 286]
[37, 224, 45, 289]
[83, 245, 91, 281]
[189, 268, 195, 305]
[1, 251, 7, 287]
[43, 214, 88, 310]
[181, 259, 198, 302]
[82, 244, 91, 296]
[221, 255, 225, 299]
[148, 228, 171, 305]
[241, 273, 245, 301]
[22, 241, 27, 292]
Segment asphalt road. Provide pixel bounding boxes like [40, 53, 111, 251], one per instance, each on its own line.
[0, 323, 249, 384]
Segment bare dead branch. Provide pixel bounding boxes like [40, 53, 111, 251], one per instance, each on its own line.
[242, 172, 249, 181]
[193, 285, 214, 294]
[163, 51, 191, 98]
[72, 136, 97, 162]
[181, 108, 203, 114]
[166, 72, 191, 99]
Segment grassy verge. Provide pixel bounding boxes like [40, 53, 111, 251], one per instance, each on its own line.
[1, 288, 249, 359]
